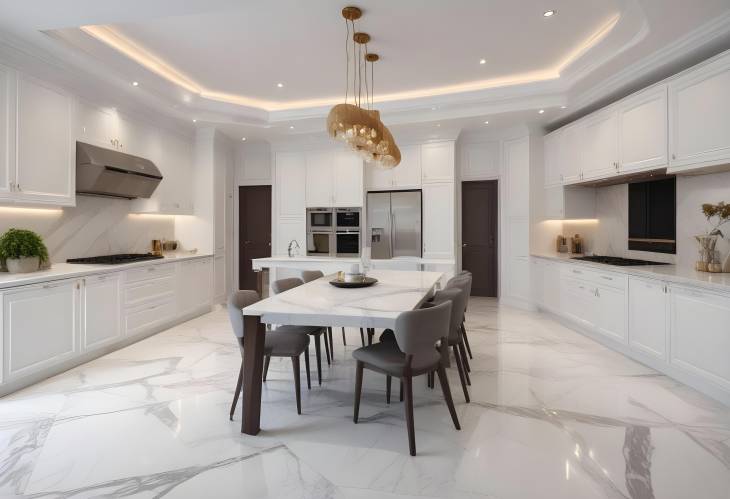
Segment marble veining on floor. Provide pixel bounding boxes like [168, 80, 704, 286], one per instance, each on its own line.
[0, 298, 728, 498]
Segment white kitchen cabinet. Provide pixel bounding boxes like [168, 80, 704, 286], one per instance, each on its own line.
[461, 141, 499, 180]
[82, 273, 122, 352]
[332, 150, 363, 206]
[3, 279, 78, 380]
[305, 151, 334, 207]
[530, 258, 544, 307]
[670, 285, 730, 391]
[668, 52, 730, 172]
[275, 152, 306, 217]
[581, 109, 618, 180]
[542, 259, 561, 313]
[505, 137, 530, 218]
[560, 124, 583, 184]
[76, 100, 116, 149]
[176, 257, 213, 317]
[214, 252, 225, 303]
[543, 185, 596, 220]
[628, 277, 668, 359]
[421, 141, 454, 183]
[422, 182, 454, 259]
[15, 74, 74, 206]
[618, 85, 668, 173]
[560, 277, 596, 328]
[0, 65, 11, 201]
[365, 144, 421, 190]
[276, 218, 306, 256]
[594, 283, 627, 343]
[543, 130, 562, 187]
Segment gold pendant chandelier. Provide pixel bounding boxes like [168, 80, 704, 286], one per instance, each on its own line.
[326, 6, 400, 169]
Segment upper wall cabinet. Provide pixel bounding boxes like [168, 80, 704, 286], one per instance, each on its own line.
[581, 109, 618, 181]
[366, 144, 421, 190]
[543, 130, 562, 187]
[76, 100, 117, 149]
[15, 74, 75, 206]
[421, 141, 455, 183]
[460, 140, 500, 181]
[618, 85, 668, 173]
[0, 65, 11, 200]
[668, 52, 730, 172]
[276, 152, 306, 217]
[305, 149, 363, 207]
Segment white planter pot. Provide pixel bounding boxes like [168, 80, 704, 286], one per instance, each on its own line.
[6, 256, 40, 273]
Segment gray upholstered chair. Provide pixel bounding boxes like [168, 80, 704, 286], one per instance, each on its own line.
[447, 273, 474, 362]
[227, 290, 311, 416]
[272, 277, 330, 385]
[300, 270, 342, 353]
[352, 301, 460, 456]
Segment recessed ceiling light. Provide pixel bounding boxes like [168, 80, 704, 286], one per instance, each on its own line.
[538, 109, 545, 114]
[436, 123, 441, 127]
[192, 119, 197, 123]
[560, 105, 567, 109]
[431, 106, 437, 111]
[484, 120, 489, 125]
[131, 81, 139, 87]
[277, 83, 284, 88]
[241, 137, 247, 141]
[289, 125, 295, 129]
[543, 9, 556, 17]
[479, 59, 487, 65]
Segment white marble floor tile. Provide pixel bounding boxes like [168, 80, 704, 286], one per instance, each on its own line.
[0, 297, 728, 498]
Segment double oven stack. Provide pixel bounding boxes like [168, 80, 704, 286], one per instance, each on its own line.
[306, 207, 361, 257]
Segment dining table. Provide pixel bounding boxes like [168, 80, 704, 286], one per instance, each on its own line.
[238, 269, 444, 435]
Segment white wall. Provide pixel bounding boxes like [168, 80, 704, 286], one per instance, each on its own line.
[571, 170, 730, 268]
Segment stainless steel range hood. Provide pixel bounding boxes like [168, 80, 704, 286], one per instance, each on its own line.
[76, 142, 162, 199]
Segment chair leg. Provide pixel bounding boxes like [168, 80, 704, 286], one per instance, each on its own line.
[323, 331, 331, 365]
[367, 328, 374, 345]
[304, 346, 311, 390]
[314, 334, 323, 386]
[354, 361, 364, 423]
[452, 344, 470, 403]
[461, 323, 473, 359]
[437, 365, 461, 430]
[328, 327, 335, 360]
[403, 375, 416, 456]
[342, 327, 347, 346]
[262, 355, 271, 382]
[229, 362, 243, 421]
[292, 356, 302, 415]
[399, 380, 404, 402]
[459, 340, 472, 385]
[386, 375, 392, 404]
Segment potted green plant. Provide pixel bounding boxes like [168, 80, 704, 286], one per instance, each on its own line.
[0, 228, 49, 273]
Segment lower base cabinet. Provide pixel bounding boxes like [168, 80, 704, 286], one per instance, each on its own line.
[177, 258, 213, 316]
[628, 277, 668, 359]
[82, 273, 122, 351]
[3, 279, 78, 381]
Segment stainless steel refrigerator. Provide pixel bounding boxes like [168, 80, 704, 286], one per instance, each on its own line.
[367, 191, 422, 259]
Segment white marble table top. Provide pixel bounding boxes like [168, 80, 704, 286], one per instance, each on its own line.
[241, 269, 443, 328]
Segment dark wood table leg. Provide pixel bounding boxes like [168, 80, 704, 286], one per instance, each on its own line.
[241, 314, 266, 435]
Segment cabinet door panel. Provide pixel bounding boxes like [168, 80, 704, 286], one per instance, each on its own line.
[4, 281, 77, 379]
[422, 183, 453, 259]
[670, 286, 730, 389]
[0, 65, 13, 199]
[305, 151, 333, 207]
[275, 153, 306, 217]
[16, 75, 74, 204]
[83, 273, 122, 351]
[581, 110, 618, 180]
[669, 54, 730, 169]
[333, 151, 363, 206]
[560, 124, 583, 184]
[628, 278, 667, 359]
[393, 145, 422, 187]
[421, 142, 454, 182]
[76, 100, 115, 148]
[544, 131, 562, 186]
[619, 86, 668, 172]
[595, 285, 627, 343]
[365, 162, 392, 190]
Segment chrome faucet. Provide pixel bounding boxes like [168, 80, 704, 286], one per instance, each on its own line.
[287, 239, 300, 257]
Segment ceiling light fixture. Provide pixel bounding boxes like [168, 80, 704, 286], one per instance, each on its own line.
[132, 81, 139, 86]
[484, 120, 489, 124]
[543, 10, 556, 17]
[479, 59, 486, 65]
[538, 109, 545, 114]
[560, 105, 567, 109]
[241, 137, 247, 141]
[289, 125, 295, 129]
[277, 83, 284, 88]
[326, 6, 400, 169]
[192, 119, 197, 122]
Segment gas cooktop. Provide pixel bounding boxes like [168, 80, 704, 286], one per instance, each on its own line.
[571, 255, 670, 266]
[67, 253, 164, 265]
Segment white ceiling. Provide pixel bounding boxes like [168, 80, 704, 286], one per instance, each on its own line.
[0, 0, 729, 140]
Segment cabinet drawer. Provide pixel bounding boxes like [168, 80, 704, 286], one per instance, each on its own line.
[124, 276, 175, 308]
[123, 298, 175, 337]
[560, 265, 626, 290]
[125, 263, 175, 284]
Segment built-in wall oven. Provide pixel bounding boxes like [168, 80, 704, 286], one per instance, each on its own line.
[335, 207, 361, 257]
[335, 207, 360, 231]
[307, 232, 334, 256]
[307, 207, 334, 232]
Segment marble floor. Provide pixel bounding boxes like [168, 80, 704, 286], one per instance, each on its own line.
[0, 298, 729, 499]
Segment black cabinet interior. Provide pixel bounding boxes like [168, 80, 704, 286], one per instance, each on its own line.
[628, 177, 676, 254]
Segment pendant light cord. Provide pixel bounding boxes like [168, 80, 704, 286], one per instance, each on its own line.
[344, 19, 349, 105]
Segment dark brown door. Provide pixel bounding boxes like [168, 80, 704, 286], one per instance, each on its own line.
[461, 180, 498, 297]
[239, 186, 271, 290]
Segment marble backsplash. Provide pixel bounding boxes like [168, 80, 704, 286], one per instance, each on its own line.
[565, 169, 730, 269]
[0, 196, 174, 263]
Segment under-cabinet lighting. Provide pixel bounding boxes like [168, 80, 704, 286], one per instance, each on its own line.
[0, 206, 63, 215]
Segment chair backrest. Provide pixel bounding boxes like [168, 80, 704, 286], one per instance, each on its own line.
[394, 301, 452, 359]
[271, 277, 303, 295]
[227, 290, 260, 340]
[447, 274, 472, 311]
[300, 270, 324, 283]
[430, 287, 467, 341]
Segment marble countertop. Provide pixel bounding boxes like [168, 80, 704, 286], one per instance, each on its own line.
[242, 269, 443, 328]
[532, 252, 730, 293]
[253, 255, 456, 266]
[0, 252, 213, 290]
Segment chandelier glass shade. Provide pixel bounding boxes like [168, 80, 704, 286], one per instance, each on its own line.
[326, 7, 400, 169]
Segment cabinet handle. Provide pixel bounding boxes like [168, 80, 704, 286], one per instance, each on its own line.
[147, 267, 156, 272]
[571, 269, 582, 274]
[600, 275, 613, 281]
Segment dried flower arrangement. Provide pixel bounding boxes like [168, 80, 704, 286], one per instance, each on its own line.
[701, 202, 730, 237]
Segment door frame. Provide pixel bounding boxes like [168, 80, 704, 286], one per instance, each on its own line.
[460, 179, 499, 297]
[235, 184, 272, 291]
